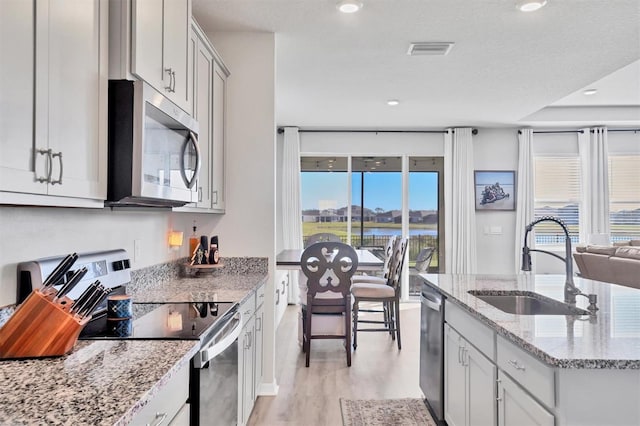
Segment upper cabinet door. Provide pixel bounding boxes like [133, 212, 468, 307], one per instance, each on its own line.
[0, 0, 47, 195]
[193, 31, 213, 209]
[211, 60, 227, 212]
[131, 0, 192, 115]
[45, 0, 107, 199]
[164, 0, 191, 113]
[131, 0, 164, 91]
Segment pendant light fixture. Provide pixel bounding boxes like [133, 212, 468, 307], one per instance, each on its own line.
[337, 0, 363, 14]
[517, 0, 547, 12]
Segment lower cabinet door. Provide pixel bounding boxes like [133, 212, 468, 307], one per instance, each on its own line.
[129, 366, 189, 426]
[168, 403, 190, 425]
[466, 342, 497, 426]
[498, 371, 554, 426]
[444, 324, 467, 426]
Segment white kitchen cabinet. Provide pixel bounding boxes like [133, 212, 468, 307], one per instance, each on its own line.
[191, 23, 213, 209]
[241, 316, 255, 426]
[129, 365, 190, 426]
[237, 283, 265, 426]
[444, 323, 497, 426]
[174, 20, 229, 214]
[275, 271, 289, 328]
[254, 283, 265, 398]
[210, 59, 228, 212]
[0, 0, 107, 207]
[130, 0, 192, 114]
[497, 370, 554, 426]
[238, 291, 256, 426]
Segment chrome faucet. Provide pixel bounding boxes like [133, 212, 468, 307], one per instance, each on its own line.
[521, 216, 581, 304]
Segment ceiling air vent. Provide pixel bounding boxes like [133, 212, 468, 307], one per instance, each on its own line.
[407, 42, 455, 56]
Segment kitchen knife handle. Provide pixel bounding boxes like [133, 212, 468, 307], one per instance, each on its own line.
[53, 267, 87, 301]
[43, 253, 78, 288]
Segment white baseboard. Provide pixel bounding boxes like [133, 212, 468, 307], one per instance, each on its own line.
[258, 380, 279, 396]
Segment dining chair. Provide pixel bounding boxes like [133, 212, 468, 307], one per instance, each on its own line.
[304, 232, 341, 247]
[351, 237, 408, 350]
[300, 241, 359, 367]
[352, 235, 396, 284]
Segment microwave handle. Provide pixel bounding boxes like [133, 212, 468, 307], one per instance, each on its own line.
[181, 131, 201, 189]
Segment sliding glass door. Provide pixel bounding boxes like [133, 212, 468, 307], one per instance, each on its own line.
[299, 154, 444, 298]
[351, 157, 402, 249]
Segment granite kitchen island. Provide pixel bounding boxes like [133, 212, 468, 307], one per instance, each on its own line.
[421, 273, 640, 426]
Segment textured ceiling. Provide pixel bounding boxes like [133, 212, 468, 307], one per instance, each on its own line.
[193, 0, 640, 129]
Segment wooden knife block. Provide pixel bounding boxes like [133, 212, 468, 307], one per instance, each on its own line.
[0, 290, 89, 359]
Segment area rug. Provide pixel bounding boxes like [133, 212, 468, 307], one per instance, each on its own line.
[340, 398, 437, 426]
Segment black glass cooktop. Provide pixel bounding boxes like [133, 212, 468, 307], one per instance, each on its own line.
[79, 302, 238, 341]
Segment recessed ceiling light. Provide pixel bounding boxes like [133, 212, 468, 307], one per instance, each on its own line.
[583, 88, 598, 96]
[387, 99, 400, 106]
[517, 0, 547, 12]
[337, 0, 363, 13]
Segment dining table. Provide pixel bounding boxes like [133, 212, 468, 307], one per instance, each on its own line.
[276, 248, 384, 271]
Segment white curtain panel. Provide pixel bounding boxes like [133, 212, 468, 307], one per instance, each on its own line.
[514, 129, 535, 274]
[444, 128, 477, 274]
[579, 127, 610, 244]
[282, 127, 303, 304]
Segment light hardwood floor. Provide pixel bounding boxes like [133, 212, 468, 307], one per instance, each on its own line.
[248, 302, 423, 426]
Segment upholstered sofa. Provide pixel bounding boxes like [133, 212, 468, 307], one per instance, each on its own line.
[573, 240, 640, 290]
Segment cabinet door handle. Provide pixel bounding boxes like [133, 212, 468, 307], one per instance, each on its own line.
[171, 70, 176, 92]
[276, 289, 280, 305]
[458, 345, 463, 364]
[164, 68, 174, 92]
[281, 280, 286, 295]
[50, 151, 63, 185]
[36, 148, 52, 183]
[256, 317, 262, 332]
[212, 190, 218, 205]
[508, 359, 526, 371]
[148, 412, 168, 426]
[198, 186, 202, 202]
[462, 348, 468, 366]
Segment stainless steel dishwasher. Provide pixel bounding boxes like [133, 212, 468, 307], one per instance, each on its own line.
[419, 280, 445, 424]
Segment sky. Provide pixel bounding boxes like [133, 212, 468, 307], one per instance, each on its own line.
[301, 171, 438, 211]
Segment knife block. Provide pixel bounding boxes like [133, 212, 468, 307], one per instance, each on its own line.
[0, 290, 89, 359]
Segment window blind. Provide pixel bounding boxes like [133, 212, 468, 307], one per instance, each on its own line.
[609, 154, 640, 242]
[533, 156, 581, 244]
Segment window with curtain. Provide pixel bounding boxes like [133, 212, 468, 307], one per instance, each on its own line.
[533, 156, 581, 244]
[609, 154, 640, 242]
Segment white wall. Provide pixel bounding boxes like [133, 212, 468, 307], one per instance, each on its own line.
[300, 131, 445, 156]
[473, 128, 519, 274]
[0, 206, 180, 306]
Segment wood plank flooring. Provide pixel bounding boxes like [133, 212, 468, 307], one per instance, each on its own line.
[248, 302, 423, 426]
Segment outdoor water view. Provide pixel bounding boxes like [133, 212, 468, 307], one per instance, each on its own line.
[300, 156, 441, 271]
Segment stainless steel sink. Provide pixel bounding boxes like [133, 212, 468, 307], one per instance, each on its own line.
[468, 290, 590, 316]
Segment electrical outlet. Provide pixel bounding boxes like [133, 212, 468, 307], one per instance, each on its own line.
[134, 239, 141, 262]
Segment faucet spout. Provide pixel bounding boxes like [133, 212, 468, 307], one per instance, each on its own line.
[521, 216, 579, 304]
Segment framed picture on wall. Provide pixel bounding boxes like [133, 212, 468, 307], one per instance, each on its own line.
[474, 170, 516, 211]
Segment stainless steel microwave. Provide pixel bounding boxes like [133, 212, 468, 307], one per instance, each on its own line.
[107, 80, 201, 207]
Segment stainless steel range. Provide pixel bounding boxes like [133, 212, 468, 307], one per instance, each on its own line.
[17, 250, 241, 426]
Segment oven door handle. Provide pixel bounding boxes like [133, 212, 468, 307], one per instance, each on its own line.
[198, 315, 242, 366]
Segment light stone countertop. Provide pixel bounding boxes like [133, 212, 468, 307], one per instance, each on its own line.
[0, 340, 199, 426]
[0, 265, 268, 425]
[420, 273, 640, 369]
